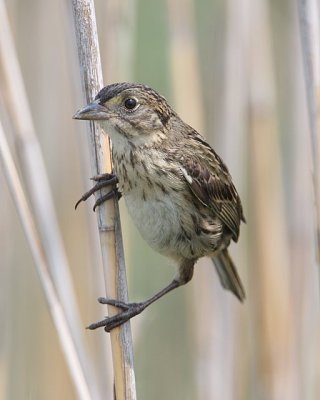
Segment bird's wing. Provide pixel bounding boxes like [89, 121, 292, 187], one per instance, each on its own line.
[181, 136, 244, 242]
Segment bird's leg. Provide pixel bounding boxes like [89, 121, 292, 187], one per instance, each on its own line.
[75, 172, 121, 210]
[87, 259, 195, 332]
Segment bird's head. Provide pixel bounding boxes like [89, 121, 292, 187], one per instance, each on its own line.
[73, 83, 173, 147]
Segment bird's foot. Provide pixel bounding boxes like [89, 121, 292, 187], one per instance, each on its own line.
[75, 173, 121, 210]
[87, 298, 147, 332]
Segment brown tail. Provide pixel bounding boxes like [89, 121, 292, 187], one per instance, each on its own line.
[212, 249, 246, 302]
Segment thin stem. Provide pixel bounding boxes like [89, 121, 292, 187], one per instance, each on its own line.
[0, 0, 99, 397]
[71, 1, 136, 399]
[297, 0, 320, 264]
[0, 119, 92, 400]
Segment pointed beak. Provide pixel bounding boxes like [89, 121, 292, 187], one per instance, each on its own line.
[73, 100, 109, 120]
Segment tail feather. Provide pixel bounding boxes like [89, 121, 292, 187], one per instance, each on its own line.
[212, 249, 246, 302]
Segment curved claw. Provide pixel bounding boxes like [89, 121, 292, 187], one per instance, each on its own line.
[92, 189, 121, 211]
[75, 198, 82, 210]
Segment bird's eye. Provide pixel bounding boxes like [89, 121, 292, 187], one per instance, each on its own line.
[124, 98, 137, 110]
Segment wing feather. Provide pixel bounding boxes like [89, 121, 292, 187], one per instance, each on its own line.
[181, 141, 245, 242]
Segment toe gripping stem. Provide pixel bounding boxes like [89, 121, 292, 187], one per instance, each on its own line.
[75, 172, 121, 211]
[87, 298, 147, 332]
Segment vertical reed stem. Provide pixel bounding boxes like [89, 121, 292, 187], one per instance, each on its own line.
[71, 1, 137, 399]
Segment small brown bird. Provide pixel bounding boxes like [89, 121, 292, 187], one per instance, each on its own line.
[74, 83, 245, 331]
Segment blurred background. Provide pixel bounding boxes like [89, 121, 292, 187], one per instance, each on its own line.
[0, 0, 319, 399]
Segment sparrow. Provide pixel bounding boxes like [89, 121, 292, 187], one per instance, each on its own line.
[73, 82, 245, 331]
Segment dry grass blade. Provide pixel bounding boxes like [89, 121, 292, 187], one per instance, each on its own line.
[0, 119, 92, 400]
[71, 1, 136, 399]
[166, 0, 204, 133]
[297, 0, 320, 264]
[0, 0, 99, 396]
[248, 1, 299, 398]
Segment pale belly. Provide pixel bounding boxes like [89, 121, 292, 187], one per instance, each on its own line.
[124, 189, 223, 260]
[125, 192, 182, 254]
